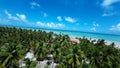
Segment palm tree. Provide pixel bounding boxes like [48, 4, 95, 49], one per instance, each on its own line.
[0, 43, 25, 68]
[66, 45, 85, 68]
[34, 42, 47, 62]
[24, 58, 31, 68]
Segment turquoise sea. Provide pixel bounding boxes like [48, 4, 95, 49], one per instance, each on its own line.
[39, 28, 120, 43]
[1, 25, 120, 43]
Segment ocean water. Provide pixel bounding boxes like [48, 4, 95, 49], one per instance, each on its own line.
[40, 29, 120, 43]
[2, 25, 120, 43]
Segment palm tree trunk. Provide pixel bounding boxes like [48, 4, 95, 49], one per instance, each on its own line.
[52, 60, 54, 68]
[2, 55, 12, 66]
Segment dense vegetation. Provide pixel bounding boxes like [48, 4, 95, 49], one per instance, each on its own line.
[0, 26, 120, 68]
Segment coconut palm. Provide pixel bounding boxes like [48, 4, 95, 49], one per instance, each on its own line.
[34, 42, 47, 61]
[0, 43, 25, 68]
[66, 45, 85, 68]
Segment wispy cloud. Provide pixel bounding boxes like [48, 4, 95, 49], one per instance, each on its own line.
[102, 12, 116, 16]
[4, 10, 27, 22]
[90, 27, 96, 31]
[37, 21, 65, 28]
[100, 0, 120, 16]
[109, 23, 120, 31]
[4, 10, 19, 21]
[43, 13, 48, 17]
[65, 17, 77, 23]
[57, 16, 63, 21]
[93, 22, 99, 27]
[90, 22, 99, 31]
[30, 2, 40, 9]
[101, 0, 120, 9]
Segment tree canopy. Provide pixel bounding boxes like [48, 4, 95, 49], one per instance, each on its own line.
[0, 26, 120, 68]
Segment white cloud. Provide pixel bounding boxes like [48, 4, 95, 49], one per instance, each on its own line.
[57, 23, 65, 27]
[100, 0, 120, 17]
[37, 21, 65, 28]
[30, 2, 40, 9]
[4, 10, 27, 22]
[43, 13, 48, 17]
[102, 12, 116, 16]
[37, 21, 45, 26]
[102, 13, 108, 16]
[110, 23, 120, 31]
[57, 16, 63, 21]
[91, 22, 99, 31]
[102, 13, 111, 16]
[65, 17, 76, 23]
[101, 0, 120, 10]
[93, 22, 99, 27]
[90, 27, 96, 31]
[16, 13, 27, 22]
[101, 0, 120, 8]
[4, 10, 19, 21]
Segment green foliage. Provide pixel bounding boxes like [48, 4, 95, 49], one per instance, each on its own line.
[0, 26, 120, 68]
[29, 61, 37, 68]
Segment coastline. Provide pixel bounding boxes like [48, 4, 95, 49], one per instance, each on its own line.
[1, 26, 120, 48]
[70, 36, 120, 49]
[105, 41, 120, 49]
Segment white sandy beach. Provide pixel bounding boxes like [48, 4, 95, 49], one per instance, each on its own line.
[70, 36, 120, 49]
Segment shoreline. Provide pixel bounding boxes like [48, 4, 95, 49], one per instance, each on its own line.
[70, 36, 120, 49]
[105, 40, 120, 49]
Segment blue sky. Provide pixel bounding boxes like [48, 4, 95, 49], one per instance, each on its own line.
[0, 0, 120, 35]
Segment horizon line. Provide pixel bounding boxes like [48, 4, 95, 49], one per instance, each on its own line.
[0, 24, 120, 36]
